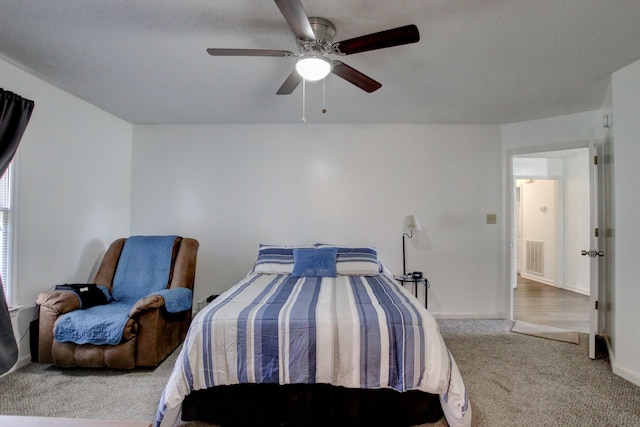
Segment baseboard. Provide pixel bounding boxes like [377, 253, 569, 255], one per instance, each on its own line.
[519, 272, 555, 287]
[602, 334, 640, 387]
[561, 283, 589, 296]
[612, 362, 640, 388]
[14, 354, 31, 371]
[431, 312, 507, 320]
[1, 358, 30, 378]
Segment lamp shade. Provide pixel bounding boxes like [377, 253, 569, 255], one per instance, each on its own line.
[404, 214, 422, 233]
[296, 56, 332, 81]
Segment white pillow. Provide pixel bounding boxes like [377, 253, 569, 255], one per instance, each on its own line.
[252, 244, 314, 274]
[315, 245, 381, 276]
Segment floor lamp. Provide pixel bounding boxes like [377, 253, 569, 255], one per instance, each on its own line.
[402, 214, 421, 275]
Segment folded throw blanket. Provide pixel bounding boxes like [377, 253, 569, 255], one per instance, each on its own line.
[55, 302, 131, 345]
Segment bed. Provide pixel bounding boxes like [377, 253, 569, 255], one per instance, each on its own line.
[154, 245, 471, 427]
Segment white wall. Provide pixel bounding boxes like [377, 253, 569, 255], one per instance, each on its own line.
[611, 58, 640, 386]
[520, 179, 557, 284]
[1, 58, 132, 369]
[501, 111, 607, 150]
[132, 124, 505, 318]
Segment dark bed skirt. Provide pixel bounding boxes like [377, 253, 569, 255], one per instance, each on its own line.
[181, 383, 444, 427]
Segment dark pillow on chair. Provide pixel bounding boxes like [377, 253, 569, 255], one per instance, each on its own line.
[54, 284, 109, 309]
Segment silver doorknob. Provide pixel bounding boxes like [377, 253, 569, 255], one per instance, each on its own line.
[581, 249, 605, 257]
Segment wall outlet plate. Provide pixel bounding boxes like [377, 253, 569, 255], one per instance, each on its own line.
[486, 213, 497, 224]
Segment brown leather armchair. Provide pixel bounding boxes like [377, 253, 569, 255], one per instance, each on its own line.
[36, 236, 198, 369]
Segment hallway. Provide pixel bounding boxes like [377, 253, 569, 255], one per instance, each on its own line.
[514, 275, 590, 333]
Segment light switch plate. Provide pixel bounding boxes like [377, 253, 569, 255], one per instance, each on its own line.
[486, 214, 497, 224]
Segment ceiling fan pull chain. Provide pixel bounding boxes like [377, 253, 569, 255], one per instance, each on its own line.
[301, 78, 306, 122]
[322, 78, 327, 114]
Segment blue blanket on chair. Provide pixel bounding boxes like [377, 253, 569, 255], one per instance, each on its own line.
[55, 302, 132, 345]
[54, 235, 188, 346]
[111, 235, 178, 302]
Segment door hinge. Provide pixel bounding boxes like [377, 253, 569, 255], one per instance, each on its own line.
[595, 300, 599, 310]
[594, 228, 599, 237]
[594, 155, 598, 165]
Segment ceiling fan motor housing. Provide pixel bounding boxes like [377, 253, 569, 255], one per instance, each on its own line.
[297, 17, 336, 55]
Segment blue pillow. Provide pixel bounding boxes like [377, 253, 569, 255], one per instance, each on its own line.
[291, 247, 338, 277]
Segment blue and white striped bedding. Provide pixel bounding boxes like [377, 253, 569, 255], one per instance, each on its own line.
[154, 272, 471, 427]
[253, 244, 382, 275]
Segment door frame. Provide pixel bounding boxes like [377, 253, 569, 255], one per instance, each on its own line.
[505, 140, 590, 321]
[587, 132, 606, 359]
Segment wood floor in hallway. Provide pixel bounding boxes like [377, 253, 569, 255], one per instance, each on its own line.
[514, 275, 590, 333]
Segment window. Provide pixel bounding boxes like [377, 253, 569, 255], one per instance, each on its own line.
[0, 166, 12, 305]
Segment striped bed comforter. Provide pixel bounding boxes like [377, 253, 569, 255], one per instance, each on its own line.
[155, 273, 471, 427]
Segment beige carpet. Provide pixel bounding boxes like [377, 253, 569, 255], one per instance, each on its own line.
[511, 320, 580, 344]
[4, 320, 640, 426]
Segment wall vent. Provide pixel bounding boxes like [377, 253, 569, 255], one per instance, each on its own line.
[525, 240, 544, 275]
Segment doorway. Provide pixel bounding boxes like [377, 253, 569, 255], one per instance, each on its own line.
[511, 148, 590, 333]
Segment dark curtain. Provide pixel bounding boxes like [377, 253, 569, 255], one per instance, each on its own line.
[0, 88, 35, 375]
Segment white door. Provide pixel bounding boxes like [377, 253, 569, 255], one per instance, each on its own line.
[584, 130, 604, 359]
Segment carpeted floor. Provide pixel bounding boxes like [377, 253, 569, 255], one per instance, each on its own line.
[1, 320, 639, 426]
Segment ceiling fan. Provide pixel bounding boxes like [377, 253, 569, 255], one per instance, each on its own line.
[207, 0, 420, 95]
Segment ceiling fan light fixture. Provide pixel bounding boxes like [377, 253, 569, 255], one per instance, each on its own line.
[295, 56, 332, 81]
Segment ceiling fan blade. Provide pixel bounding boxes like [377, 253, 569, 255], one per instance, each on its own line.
[274, 0, 316, 41]
[276, 70, 303, 95]
[207, 48, 295, 57]
[332, 24, 420, 55]
[331, 61, 381, 93]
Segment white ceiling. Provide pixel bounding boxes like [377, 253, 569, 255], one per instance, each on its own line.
[1, 0, 639, 125]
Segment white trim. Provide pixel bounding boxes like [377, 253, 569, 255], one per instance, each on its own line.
[12, 352, 31, 373]
[605, 334, 640, 387]
[562, 283, 590, 296]
[611, 365, 640, 388]
[432, 312, 508, 320]
[519, 272, 556, 287]
[8, 151, 19, 308]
